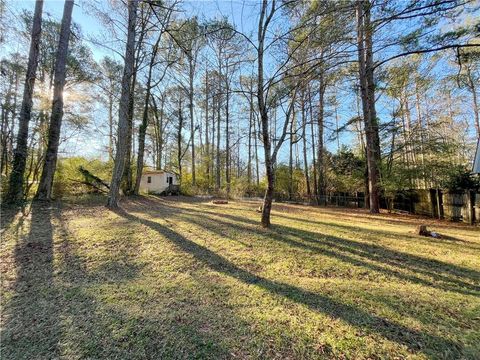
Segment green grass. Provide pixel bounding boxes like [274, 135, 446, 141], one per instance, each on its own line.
[1, 195, 479, 359]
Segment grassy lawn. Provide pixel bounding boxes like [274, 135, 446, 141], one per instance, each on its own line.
[1, 196, 479, 359]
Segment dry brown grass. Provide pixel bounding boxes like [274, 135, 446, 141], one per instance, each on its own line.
[1, 195, 479, 359]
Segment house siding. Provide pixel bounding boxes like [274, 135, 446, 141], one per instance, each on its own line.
[139, 172, 178, 194]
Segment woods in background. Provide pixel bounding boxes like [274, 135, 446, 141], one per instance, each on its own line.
[1, 0, 479, 226]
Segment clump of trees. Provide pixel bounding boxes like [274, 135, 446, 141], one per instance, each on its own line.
[1, 0, 478, 227]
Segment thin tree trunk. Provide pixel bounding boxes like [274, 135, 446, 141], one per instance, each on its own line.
[317, 71, 326, 205]
[158, 97, 165, 169]
[247, 83, 253, 187]
[205, 69, 210, 186]
[308, 85, 317, 200]
[258, 0, 276, 227]
[123, 13, 147, 194]
[35, 0, 74, 200]
[236, 120, 241, 178]
[1, 74, 14, 176]
[189, 56, 196, 186]
[107, 0, 138, 208]
[254, 111, 260, 187]
[467, 68, 480, 138]
[334, 101, 340, 152]
[6, 0, 43, 203]
[177, 98, 183, 182]
[122, 70, 136, 194]
[211, 92, 216, 189]
[225, 77, 230, 195]
[108, 91, 114, 161]
[400, 96, 412, 186]
[356, 0, 380, 213]
[301, 92, 310, 197]
[133, 45, 157, 195]
[415, 82, 426, 188]
[216, 89, 221, 192]
[151, 95, 163, 170]
[289, 103, 294, 200]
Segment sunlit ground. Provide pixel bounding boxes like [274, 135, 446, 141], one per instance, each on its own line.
[1, 196, 479, 359]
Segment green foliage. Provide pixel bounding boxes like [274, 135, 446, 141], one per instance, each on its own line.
[21, 9, 96, 84]
[179, 173, 195, 196]
[327, 147, 365, 193]
[274, 164, 307, 200]
[381, 162, 416, 197]
[0, 174, 8, 198]
[229, 177, 265, 199]
[442, 166, 480, 191]
[52, 157, 113, 198]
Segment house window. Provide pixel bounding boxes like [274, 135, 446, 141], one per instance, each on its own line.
[147, 176, 152, 184]
[167, 176, 172, 184]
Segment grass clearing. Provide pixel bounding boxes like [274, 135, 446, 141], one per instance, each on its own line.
[1, 195, 479, 359]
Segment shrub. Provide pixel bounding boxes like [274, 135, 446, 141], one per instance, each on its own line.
[442, 166, 480, 191]
[52, 157, 113, 197]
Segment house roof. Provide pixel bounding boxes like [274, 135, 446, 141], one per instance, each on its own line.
[142, 169, 177, 175]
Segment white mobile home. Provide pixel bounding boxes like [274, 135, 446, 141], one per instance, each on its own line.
[139, 170, 178, 194]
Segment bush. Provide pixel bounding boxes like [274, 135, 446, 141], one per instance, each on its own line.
[53, 157, 113, 197]
[442, 166, 480, 191]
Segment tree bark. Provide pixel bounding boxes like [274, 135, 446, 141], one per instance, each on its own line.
[108, 89, 114, 160]
[215, 88, 221, 192]
[122, 69, 136, 195]
[6, 0, 44, 203]
[258, 0, 274, 227]
[467, 67, 480, 138]
[211, 91, 216, 189]
[247, 82, 253, 187]
[122, 12, 148, 195]
[151, 94, 164, 170]
[204, 70, 210, 186]
[177, 98, 183, 181]
[288, 103, 294, 201]
[133, 43, 158, 195]
[107, 0, 138, 208]
[254, 110, 260, 187]
[257, 0, 295, 226]
[356, 0, 380, 213]
[35, 0, 74, 200]
[225, 74, 231, 195]
[1, 68, 17, 176]
[301, 92, 311, 197]
[415, 81, 427, 188]
[308, 85, 317, 200]
[317, 71, 326, 205]
[189, 56, 196, 186]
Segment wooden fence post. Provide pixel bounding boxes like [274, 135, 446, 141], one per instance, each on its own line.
[468, 190, 475, 225]
[436, 189, 443, 220]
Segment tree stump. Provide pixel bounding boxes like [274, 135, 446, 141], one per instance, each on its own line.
[212, 200, 228, 204]
[416, 224, 430, 236]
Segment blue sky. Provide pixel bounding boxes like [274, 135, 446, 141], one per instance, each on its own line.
[6, 0, 355, 164]
[3, 0, 476, 167]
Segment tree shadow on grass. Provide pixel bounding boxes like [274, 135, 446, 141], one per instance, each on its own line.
[0, 202, 31, 239]
[188, 209, 480, 296]
[114, 207, 465, 359]
[175, 209, 480, 355]
[2, 199, 248, 359]
[1, 203, 60, 359]
[274, 212, 480, 249]
[50, 203, 260, 359]
[123, 198, 480, 295]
